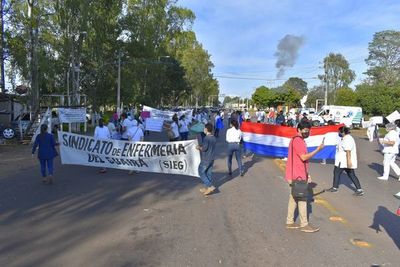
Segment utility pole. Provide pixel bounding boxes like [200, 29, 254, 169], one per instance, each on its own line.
[117, 52, 121, 116]
[324, 79, 328, 106]
[0, 0, 5, 93]
[27, 0, 39, 112]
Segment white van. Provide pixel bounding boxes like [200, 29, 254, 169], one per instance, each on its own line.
[313, 105, 363, 128]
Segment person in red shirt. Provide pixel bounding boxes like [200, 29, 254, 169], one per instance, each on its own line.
[285, 120, 324, 233]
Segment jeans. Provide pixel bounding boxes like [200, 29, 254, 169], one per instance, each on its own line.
[39, 158, 54, 177]
[333, 165, 362, 189]
[180, 131, 189, 140]
[286, 193, 308, 227]
[214, 128, 220, 137]
[198, 161, 214, 187]
[382, 153, 400, 179]
[227, 143, 242, 173]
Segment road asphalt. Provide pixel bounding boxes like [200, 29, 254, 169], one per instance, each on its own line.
[0, 122, 399, 267]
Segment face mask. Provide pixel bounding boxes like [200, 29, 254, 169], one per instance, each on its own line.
[301, 132, 310, 139]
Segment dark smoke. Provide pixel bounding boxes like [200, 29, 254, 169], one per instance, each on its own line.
[274, 34, 305, 78]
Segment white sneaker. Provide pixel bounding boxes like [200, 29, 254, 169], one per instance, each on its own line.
[377, 176, 388, 181]
[394, 192, 400, 200]
[282, 157, 288, 161]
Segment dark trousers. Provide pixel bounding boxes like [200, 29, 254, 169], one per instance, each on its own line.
[39, 158, 54, 177]
[180, 132, 189, 140]
[333, 165, 362, 189]
[214, 128, 220, 137]
[227, 143, 242, 173]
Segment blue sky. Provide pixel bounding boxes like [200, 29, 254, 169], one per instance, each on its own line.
[178, 0, 400, 98]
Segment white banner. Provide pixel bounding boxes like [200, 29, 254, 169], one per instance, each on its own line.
[143, 105, 174, 120]
[145, 118, 164, 132]
[31, 108, 52, 144]
[58, 108, 87, 123]
[59, 131, 201, 177]
[143, 105, 193, 122]
[386, 111, 400, 123]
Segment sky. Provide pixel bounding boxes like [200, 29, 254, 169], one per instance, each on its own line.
[178, 0, 400, 99]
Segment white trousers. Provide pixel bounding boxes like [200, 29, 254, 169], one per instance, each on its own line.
[382, 153, 400, 179]
[367, 128, 375, 142]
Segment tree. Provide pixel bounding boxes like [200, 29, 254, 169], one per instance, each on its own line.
[282, 77, 308, 96]
[305, 85, 324, 108]
[282, 87, 301, 107]
[365, 30, 400, 85]
[318, 53, 356, 103]
[355, 83, 400, 115]
[5, 0, 216, 110]
[334, 87, 357, 106]
[251, 86, 276, 107]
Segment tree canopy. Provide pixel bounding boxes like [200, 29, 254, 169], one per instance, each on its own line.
[2, 0, 219, 110]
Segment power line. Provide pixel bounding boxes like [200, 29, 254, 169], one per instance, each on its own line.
[214, 75, 319, 81]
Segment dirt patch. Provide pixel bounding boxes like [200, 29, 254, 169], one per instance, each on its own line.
[0, 143, 38, 178]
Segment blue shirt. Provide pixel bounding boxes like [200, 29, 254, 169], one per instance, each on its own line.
[200, 135, 216, 163]
[32, 133, 58, 160]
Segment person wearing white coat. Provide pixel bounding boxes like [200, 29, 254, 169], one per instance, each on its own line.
[377, 123, 400, 181]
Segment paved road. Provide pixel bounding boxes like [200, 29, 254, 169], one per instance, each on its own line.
[0, 123, 399, 267]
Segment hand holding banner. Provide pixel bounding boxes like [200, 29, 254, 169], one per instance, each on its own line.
[59, 131, 201, 177]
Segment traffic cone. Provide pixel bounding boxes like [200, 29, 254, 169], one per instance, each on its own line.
[397, 207, 400, 216]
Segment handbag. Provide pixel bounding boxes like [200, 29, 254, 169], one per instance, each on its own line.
[290, 136, 309, 200]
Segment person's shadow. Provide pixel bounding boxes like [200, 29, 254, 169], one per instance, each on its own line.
[369, 205, 400, 249]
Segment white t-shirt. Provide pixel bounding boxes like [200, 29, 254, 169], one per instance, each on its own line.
[179, 119, 189, 133]
[335, 134, 357, 169]
[171, 122, 180, 138]
[226, 127, 242, 143]
[244, 111, 250, 120]
[94, 126, 111, 140]
[127, 126, 144, 141]
[122, 118, 137, 139]
[382, 130, 399, 154]
[256, 111, 264, 121]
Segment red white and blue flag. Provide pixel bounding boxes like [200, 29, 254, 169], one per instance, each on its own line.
[240, 122, 341, 159]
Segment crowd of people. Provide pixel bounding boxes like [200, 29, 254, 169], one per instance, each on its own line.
[31, 107, 400, 231]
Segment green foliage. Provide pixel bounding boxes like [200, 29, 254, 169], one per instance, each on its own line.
[334, 87, 357, 106]
[4, 0, 218, 110]
[282, 77, 308, 96]
[305, 86, 324, 108]
[251, 86, 276, 108]
[355, 83, 400, 115]
[318, 53, 355, 103]
[365, 30, 400, 85]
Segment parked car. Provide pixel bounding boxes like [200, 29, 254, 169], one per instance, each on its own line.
[1, 111, 60, 139]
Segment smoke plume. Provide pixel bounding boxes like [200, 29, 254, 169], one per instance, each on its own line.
[274, 34, 305, 78]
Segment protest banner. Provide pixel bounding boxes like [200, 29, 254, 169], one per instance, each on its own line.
[145, 118, 164, 132]
[386, 111, 400, 123]
[58, 108, 87, 123]
[143, 105, 193, 122]
[143, 105, 174, 120]
[59, 131, 201, 177]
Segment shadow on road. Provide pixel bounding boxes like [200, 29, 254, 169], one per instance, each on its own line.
[368, 163, 382, 176]
[0, 163, 200, 266]
[369, 205, 400, 249]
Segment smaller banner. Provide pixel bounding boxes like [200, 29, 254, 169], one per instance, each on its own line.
[141, 111, 151, 119]
[386, 111, 400, 123]
[143, 105, 174, 120]
[59, 131, 201, 177]
[145, 118, 164, 132]
[142, 105, 193, 122]
[58, 108, 87, 123]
